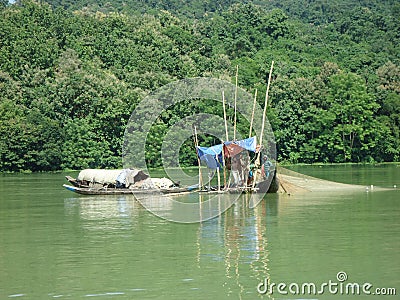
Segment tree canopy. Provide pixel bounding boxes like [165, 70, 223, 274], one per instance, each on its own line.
[0, 0, 399, 171]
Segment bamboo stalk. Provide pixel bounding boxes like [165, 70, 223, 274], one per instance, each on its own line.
[222, 91, 228, 190]
[221, 142, 227, 189]
[259, 61, 274, 147]
[216, 154, 221, 192]
[222, 90, 229, 142]
[193, 126, 203, 190]
[233, 65, 238, 141]
[253, 61, 274, 189]
[248, 88, 257, 139]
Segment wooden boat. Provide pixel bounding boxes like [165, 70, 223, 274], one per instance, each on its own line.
[191, 61, 279, 195]
[193, 134, 279, 195]
[63, 169, 196, 195]
[63, 183, 192, 195]
[197, 168, 279, 194]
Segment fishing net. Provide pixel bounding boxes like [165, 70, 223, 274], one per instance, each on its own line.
[276, 166, 379, 194]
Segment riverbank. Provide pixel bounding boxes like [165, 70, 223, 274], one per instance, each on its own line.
[1, 162, 399, 175]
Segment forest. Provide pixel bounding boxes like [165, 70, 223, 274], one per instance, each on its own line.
[0, 0, 399, 172]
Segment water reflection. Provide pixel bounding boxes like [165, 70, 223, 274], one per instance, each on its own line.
[64, 195, 138, 218]
[64, 195, 143, 234]
[63, 193, 277, 299]
[63, 190, 385, 299]
[195, 194, 276, 299]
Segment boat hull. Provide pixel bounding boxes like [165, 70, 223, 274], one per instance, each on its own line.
[63, 184, 191, 195]
[63, 171, 279, 195]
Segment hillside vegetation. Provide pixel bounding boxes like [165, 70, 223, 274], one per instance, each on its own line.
[0, 0, 399, 171]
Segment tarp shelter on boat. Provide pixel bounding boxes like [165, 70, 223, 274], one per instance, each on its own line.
[116, 169, 149, 187]
[197, 144, 223, 170]
[196, 137, 257, 170]
[77, 169, 149, 187]
[223, 136, 257, 157]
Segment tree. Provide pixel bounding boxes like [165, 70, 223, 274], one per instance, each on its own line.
[316, 72, 380, 162]
[374, 62, 400, 161]
[1, 0, 399, 172]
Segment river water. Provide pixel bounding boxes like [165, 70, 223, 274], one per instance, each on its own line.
[0, 165, 399, 299]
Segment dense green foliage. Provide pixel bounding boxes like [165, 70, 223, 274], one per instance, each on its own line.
[0, 0, 399, 171]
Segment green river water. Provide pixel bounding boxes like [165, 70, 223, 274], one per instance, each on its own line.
[0, 165, 399, 299]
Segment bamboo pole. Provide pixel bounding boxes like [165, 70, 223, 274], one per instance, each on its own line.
[259, 61, 274, 147]
[248, 88, 258, 139]
[253, 61, 274, 189]
[222, 91, 228, 189]
[221, 142, 227, 189]
[216, 154, 221, 192]
[246, 89, 257, 188]
[193, 126, 203, 190]
[222, 90, 229, 142]
[233, 65, 238, 141]
[208, 171, 211, 191]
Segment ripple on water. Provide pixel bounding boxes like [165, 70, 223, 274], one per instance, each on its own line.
[84, 291, 125, 297]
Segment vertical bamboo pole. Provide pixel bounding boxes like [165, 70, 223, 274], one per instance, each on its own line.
[248, 89, 258, 139]
[222, 90, 229, 142]
[221, 142, 227, 189]
[253, 61, 274, 189]
[247, 89, 258, 190]
[233, 65, 238, 141]
[194, 126, 203, 190]
[216, 154, 221, 192]
[259, 61, 274, 147]
[222, 91, 229, 189]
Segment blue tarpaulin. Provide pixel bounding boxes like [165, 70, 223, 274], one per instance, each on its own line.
[196, 137, 257, 169]
[197, 144, 223, 169]
[234, 136, 257, 152]
[224, 136, 257, 157]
